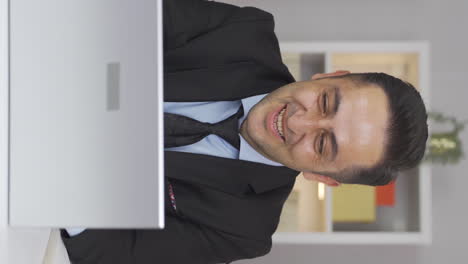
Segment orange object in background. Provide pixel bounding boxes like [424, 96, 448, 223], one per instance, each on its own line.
[376, 181, 396, 206]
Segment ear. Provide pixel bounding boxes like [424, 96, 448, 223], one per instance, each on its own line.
[302, 171, 341, 187]
[311, 70, 350, 80]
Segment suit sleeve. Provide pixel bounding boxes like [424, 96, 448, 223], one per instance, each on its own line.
[60, 214, 270, 264]
[164, 0, 240, 51]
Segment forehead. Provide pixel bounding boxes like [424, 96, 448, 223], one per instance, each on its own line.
[332, 79, 389, 170]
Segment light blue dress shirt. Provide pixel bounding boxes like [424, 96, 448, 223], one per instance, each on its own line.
[66, 94, 281, 236]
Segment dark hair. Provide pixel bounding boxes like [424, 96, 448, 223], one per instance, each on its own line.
[317, 72, 428, 186]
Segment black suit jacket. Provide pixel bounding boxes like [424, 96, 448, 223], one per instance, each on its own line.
[61, 1, 299, 263]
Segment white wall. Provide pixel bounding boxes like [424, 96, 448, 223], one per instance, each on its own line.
[0, 0, 9, 229]
[0, 0, 10, 260]
[217, 0, 468, 263]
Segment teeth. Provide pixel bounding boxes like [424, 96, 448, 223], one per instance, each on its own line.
[275, 107, 286, 138]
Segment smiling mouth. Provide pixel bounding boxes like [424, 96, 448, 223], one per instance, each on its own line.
[274, 105, 287, 141]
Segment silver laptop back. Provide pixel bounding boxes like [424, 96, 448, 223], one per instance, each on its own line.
[9, 0, 164, 228]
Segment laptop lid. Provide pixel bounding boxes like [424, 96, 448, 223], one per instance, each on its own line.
[9, 0, 164, 228]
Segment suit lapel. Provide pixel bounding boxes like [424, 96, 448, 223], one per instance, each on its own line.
[164, 60, 294, 102]
[163, 16, 295, 102]
[165, 151, 298, 197]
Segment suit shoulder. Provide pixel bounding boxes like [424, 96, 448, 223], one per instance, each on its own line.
[229, 6, 274, 23]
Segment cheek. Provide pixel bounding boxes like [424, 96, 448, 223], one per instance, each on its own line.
[290, 138, 318, 169]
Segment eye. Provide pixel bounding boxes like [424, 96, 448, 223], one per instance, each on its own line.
[318, 131, 325, 155]
[321, 93, 328, 115]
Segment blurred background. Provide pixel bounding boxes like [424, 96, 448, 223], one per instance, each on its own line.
[214, 0, 468, 263]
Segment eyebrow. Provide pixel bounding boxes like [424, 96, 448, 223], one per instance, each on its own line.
[329, 132, 338, 162]
[329, 86, 341, 161]
[332, 86, 341, 115]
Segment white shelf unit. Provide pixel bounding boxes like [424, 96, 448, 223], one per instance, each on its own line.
[273, 42, 432, 245]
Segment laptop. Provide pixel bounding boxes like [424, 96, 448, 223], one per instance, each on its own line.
[8, 0, 164, 229]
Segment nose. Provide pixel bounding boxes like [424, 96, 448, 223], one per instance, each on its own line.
[287, 108, 332, 137]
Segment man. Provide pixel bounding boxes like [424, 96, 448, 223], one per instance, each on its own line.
[60, 0, 428, 263]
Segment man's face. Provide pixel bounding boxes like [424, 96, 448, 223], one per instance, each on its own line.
[239, 73, 389, 182]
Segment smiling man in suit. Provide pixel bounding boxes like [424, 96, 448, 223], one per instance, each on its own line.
[60, 0, 428, 263]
